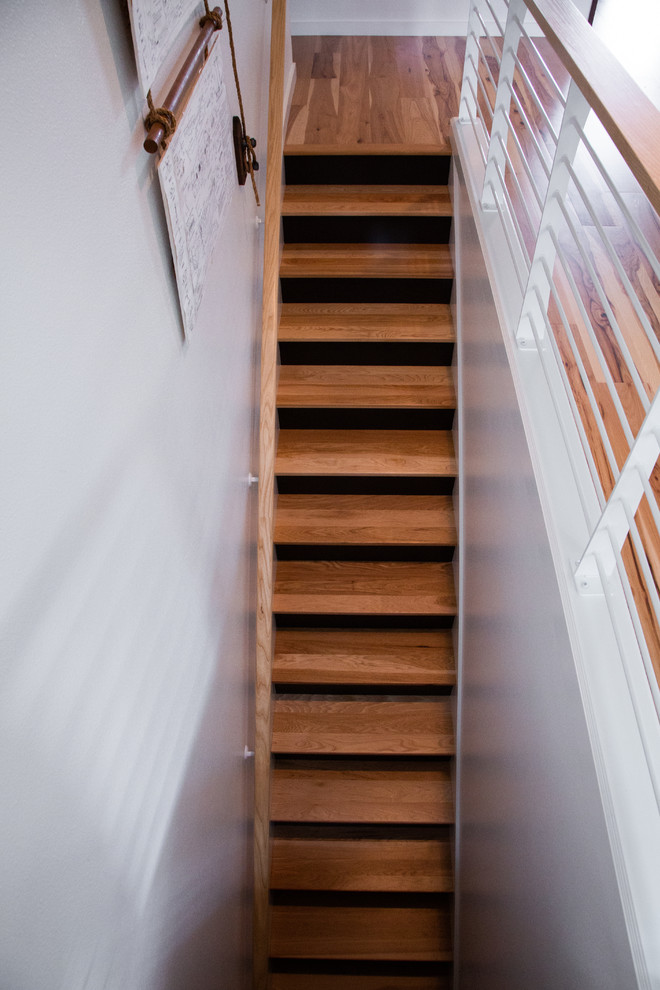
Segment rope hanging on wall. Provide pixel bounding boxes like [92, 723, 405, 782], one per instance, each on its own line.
[223, 0, 261, 206]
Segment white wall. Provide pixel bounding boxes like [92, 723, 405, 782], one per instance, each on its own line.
[0, 1, 269, 987]
[289, 0, 592, 35]
[453, 154, 638, 988]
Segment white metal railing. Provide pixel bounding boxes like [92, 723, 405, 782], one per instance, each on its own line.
[454, 1, 660, 980]
[458, 0, 660, 711]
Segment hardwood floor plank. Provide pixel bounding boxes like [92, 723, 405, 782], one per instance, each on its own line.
[280, 243, 453, 279]
[274, 494, 456, 546]
[276, 366, 455, 409]
[275, 429, 456, 477]
[272, 698, 454, 755]
[273, 628, 456, 686]
[270, 836, 454, 892]
[286, 36, 465, 151]
[272, 560, 456, 616]
[269, 904, 452, 960]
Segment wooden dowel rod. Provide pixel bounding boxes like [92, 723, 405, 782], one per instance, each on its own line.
[144, 8, 222, 154]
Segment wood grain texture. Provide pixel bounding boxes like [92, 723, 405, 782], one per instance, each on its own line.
[280, 243, 453, 279]
[273, 628, 456, 686]
[270, 836, 454, 891]
[277, 365, 455, 408]
[270, 975, 452, 990]
[269, 904, 452, 960]
[272, 699, 454, 755]
[271, 765, 453, 824]
[274, 494, 456, 546]
[282, 184, 452, 216]
[278, 302, 454, 342]
[255, 3, 287, 988]
[286, 36, 464, 152]
[525, 0, 660, 216]
[272, 560, 456, 616]
[275, 429, 456, 477]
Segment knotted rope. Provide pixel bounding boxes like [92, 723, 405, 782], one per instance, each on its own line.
[200, 1, 223, 31]
[145, 90, 177, 149]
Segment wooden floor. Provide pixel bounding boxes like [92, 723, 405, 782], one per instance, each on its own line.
[286, 36, 465, 153]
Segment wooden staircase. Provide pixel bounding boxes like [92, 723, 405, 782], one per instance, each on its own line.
[266, 152, 456, 989]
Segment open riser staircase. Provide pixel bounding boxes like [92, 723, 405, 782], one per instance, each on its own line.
[267, 152, 457, 989]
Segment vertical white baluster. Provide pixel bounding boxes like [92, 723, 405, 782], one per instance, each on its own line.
[481, 0, 525, 210]
[516, 80, 590, 349]
[576, 389, 660, 594]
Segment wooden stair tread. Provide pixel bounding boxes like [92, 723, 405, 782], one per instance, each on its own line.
[273, 561, 456, 616]
[271, 765, 453, 824]
[272, 699, 454, 755]
[270, 975, 452, 990]
[278, 303, 454, 342]
[277, 366, 455, 408]
[273, 629, 456, 686]
[269, 904, 452, 960]
[275, 429, 455, 477]
[270, 836, 453, 892]
[280, 243, 453, 279]
[282, 184, 451, 216]
[275, 494, 455, 546]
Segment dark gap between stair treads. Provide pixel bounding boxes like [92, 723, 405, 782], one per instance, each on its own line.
[272, 691, 447, 702]
[274, 614, 455, 630]
[278, 341, 454, 367]
[269, 958, 453, 978]
[271, 823, 451, 840]
[284, 155, 451, 186]
[276, 410, 455, 431]
[270, 890, 452, 908]
[275, 476, 455, 496]
[282, 216, 451, 245]
[280, 278, 453, 305]
[273, 756, 453, 771]
[272, 682, 455, 696]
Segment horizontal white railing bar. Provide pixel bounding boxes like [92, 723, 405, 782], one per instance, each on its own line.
[483, 0, 506, 36]
[541, 261, 615, 506]
[470, 50, 497, 121]
[530, 296, 604, 522]
[524, 0, 660, 217]
[495, 129, 542, 235]
[565, 162, 660, 370]
[579, 128, 660, 287]
[553, 197, 651, 417]
[510, 50, 560, 146]
[576, 392, 660, 588]
[486, 172, 530, 290]
[500, 74, 553, 181]
[463, 73, 490, 163]
[475, 7, 504, 68]
[548, 226, 638, 450]
[500, 119, 545, 213]
[518, 24, 567, 107]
